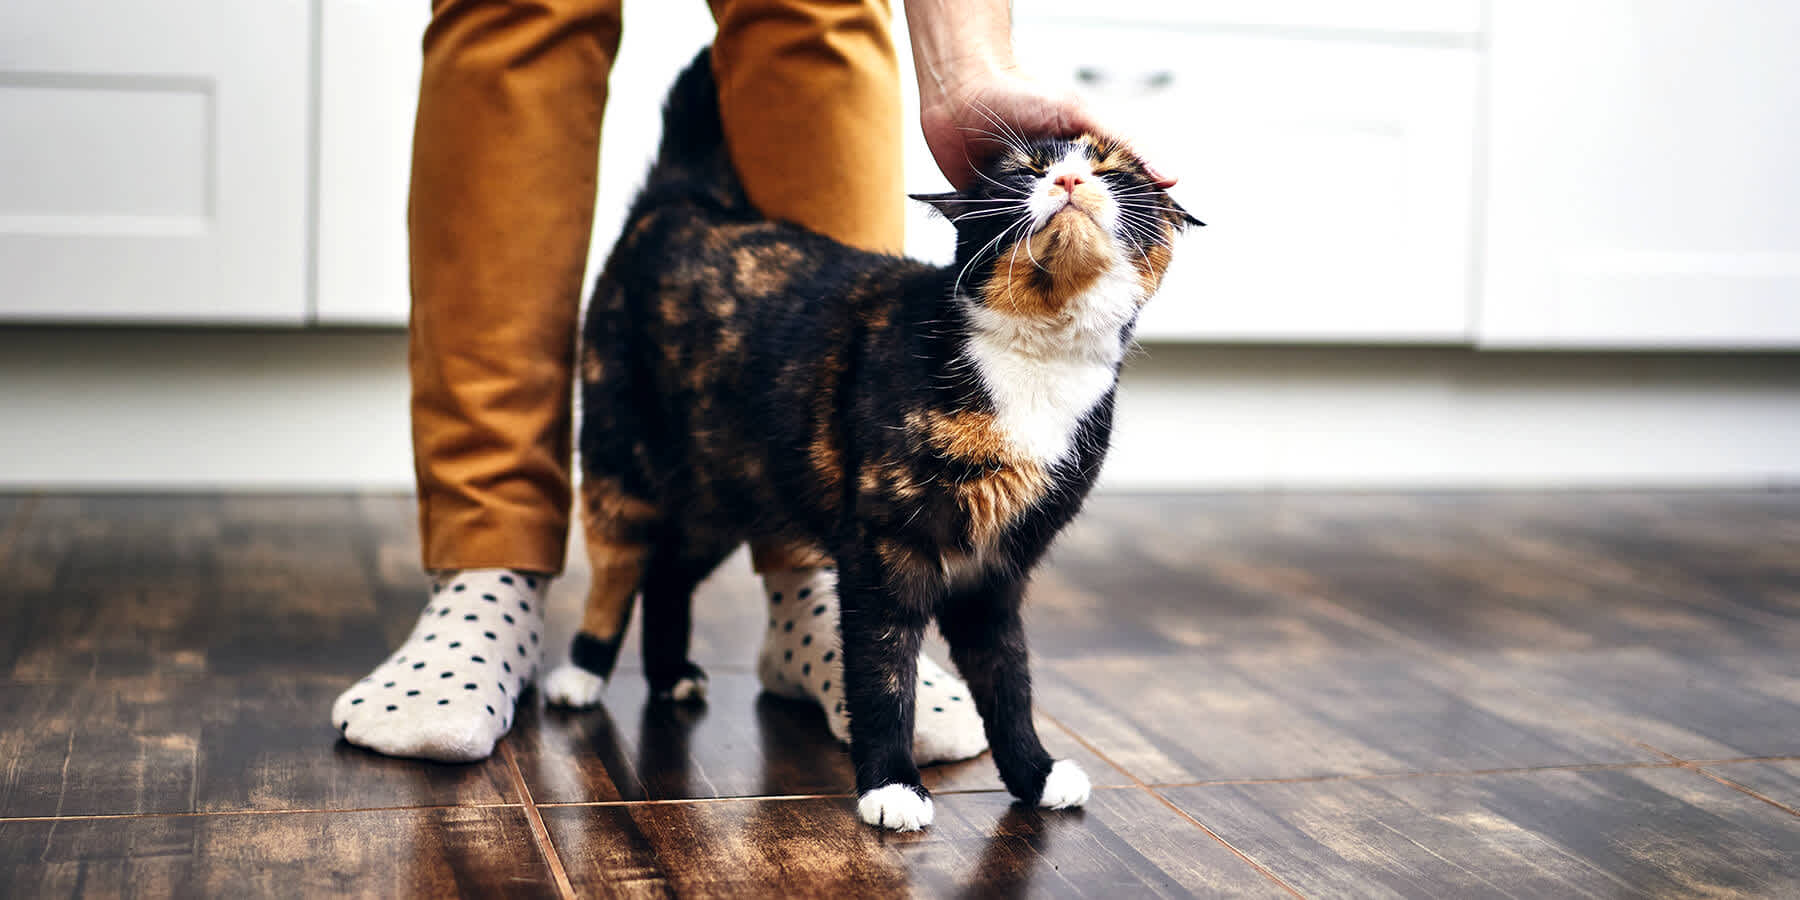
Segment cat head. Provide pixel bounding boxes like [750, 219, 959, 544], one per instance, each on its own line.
[913, 134, 1201, 321]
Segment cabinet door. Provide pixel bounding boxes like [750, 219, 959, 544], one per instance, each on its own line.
[314, 0, 429, 325]
[1481, 1, 1800, 348]
[0, 1, 310, 324]
[1013, 26, 1479, 343]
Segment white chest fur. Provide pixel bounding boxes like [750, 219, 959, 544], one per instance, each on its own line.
[962, 260, 1142, 469]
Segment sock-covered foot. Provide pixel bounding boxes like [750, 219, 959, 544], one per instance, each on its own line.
[757, 568, 988, 764]
[332, 568, 547, 763]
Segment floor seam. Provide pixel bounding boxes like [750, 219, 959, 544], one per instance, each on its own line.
[1292, 578, 1723, 770]
[529, 784, 1144, 809]
[500, 741, 578, 900]
[1686, 765, 1800, 819]
[0, 803, 524, 823]
[1144, 760, 1685, 788]
[1036, 708, 1309, 899]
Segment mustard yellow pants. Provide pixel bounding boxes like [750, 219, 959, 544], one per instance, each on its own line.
[407, 0, 904, 584]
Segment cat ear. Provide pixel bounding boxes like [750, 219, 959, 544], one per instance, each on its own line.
[909, 192, 977, 223]
[1168, 196, 1205, 229]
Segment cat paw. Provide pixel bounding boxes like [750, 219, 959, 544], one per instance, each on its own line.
[649, 662, 708, 703]
[1038, 760, 1091, 809]
[857, 784, 934, 832]
[543, 664, 607, 708]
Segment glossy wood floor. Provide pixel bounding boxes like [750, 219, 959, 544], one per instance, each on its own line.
[2, 492, 1798, 898]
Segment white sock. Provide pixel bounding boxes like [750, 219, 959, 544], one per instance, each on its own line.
[757, 568, 988, 764]
[332, 568, 547, 763]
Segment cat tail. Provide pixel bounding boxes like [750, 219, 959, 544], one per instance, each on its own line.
[642, 46, 754, 215]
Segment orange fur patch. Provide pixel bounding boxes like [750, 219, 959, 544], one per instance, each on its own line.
[956, 463, 1051, 549]
[1133, 240, 1174, 300]
[983, 210, 1112, 318]
[913, 409, 1010, 462]
[904, 408, 1052, 549]
[580, 476, 658, 538]
[730, 245, 801, 298]
[578, 477, 657, 640]
[580, 539, 647, 640]
[809, 417, 842, 493]
[580, 346, 606, 384]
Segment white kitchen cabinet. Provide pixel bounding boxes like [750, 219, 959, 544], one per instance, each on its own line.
[1023, 0, 1482, 36]
[0, 1, 310, 324]
[1480, 1, 1800, 349]
[1012, 24, 1480, 342]
[313, 0, 715, 326]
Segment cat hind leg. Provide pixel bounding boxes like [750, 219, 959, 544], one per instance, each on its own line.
[544, 477, 658, 708]
[639, 534, 735, 702]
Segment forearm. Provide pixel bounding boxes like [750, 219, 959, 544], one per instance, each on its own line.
[903, 0, 1015, 103]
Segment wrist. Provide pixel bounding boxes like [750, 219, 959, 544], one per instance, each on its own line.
[919, 53, 1016, 117]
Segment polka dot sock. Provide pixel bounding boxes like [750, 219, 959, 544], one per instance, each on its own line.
[331, 568, 546, 763]
[757, 568, 989, 765]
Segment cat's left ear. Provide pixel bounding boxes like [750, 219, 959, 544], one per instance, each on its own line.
[1168, 196, 1205, 229]
[909, 192, 979, 223]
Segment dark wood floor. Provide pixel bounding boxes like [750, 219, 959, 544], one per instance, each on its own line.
[2, 492, 1798, 898]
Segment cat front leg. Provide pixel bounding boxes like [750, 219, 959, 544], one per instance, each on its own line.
[835, 542, 936, 830]
[938, 571, 1089, 810]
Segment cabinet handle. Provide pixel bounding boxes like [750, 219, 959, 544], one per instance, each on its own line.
[1143, 70, 1174, 92]
[1074, 66, 1105, 86]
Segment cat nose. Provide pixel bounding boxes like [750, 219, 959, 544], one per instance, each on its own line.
[1053, 173, 1085, 193]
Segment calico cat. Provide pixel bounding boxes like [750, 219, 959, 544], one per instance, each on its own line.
[549, 48, 1199, 831]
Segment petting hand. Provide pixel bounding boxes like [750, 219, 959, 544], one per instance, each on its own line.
[918, 64, 1178, 192]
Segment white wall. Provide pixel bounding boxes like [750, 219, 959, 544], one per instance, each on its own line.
[2, 328, 1795, 491]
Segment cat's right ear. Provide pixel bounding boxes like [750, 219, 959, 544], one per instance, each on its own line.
[909, 192, 977, 223]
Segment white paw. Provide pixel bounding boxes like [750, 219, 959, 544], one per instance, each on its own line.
[667, 674, 708, 702]
[542, 664, 607, 708]
[857, 784, 934, 831]
[1039, 760, 1091, 809]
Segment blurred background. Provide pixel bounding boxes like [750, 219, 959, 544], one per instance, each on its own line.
[2, 0, 1797, 493]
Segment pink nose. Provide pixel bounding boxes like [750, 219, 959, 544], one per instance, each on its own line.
[1053, 172, 1085, 193]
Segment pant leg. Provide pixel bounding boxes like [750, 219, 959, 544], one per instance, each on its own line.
[710, 0, 905, 574]
[409, 0, 624, 573]
[709, 0, 906, 255]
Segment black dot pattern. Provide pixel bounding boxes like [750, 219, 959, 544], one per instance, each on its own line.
[755, 568, 983, 758]
[336, 568, 550, 757]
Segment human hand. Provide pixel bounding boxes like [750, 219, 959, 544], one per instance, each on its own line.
[918, 63, 1178, 192]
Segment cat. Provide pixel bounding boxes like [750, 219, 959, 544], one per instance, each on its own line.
[552, 48, 1199, 831]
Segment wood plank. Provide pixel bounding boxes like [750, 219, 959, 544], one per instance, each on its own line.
[1163, 767, 1800, 898]
[0, 807, 558, 899]
[544, 788, 1287, 898]
[0, 676, 515, 818]
[1473, 647, 1800, 761]
[511, 669, 1125, 803]
[0, 495, 410, 681]
[1035, 650, 1657, 785]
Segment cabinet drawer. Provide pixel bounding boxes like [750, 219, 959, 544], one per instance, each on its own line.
[0, 1, 310, 324]
[1011, 26, 1478, 342]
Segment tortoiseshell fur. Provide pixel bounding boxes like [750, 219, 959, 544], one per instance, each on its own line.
[571, 49, 1198, 821]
